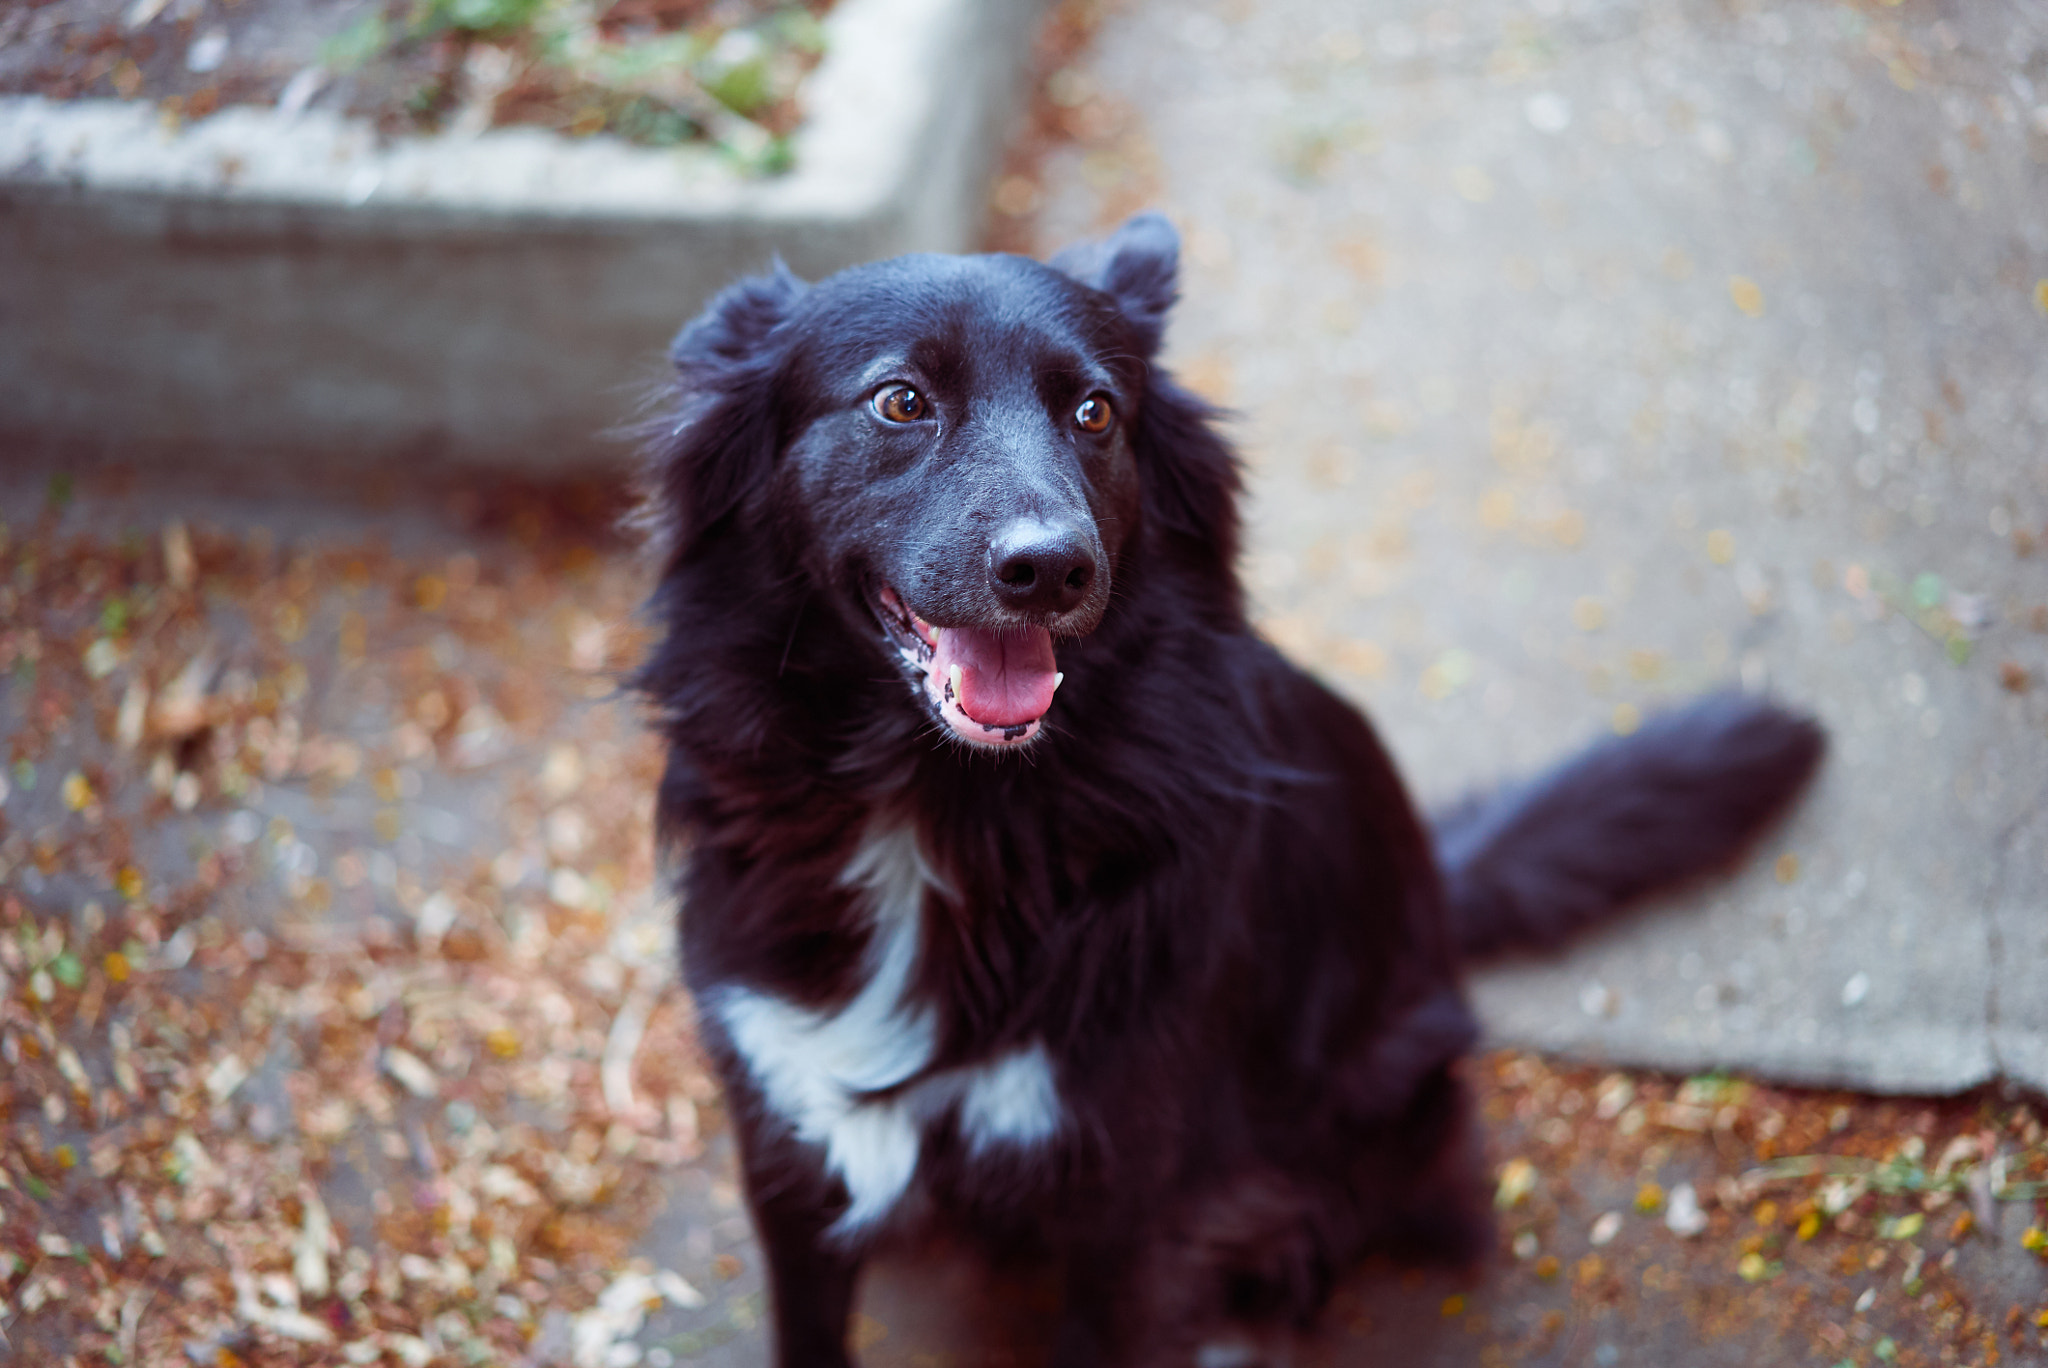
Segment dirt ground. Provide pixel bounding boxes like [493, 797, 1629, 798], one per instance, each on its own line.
[1, 467, 2044, 1366]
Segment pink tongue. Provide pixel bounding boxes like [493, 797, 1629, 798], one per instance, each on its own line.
[932, 627, 1058, 727]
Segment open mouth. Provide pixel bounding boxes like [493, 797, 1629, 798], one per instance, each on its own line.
[872, 585, 1062, 748]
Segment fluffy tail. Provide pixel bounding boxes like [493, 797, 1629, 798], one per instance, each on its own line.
[1434, 692, 1825, 959]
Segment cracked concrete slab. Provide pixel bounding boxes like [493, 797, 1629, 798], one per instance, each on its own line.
[1991, 800, 2048, 1091]
[1026, 0, 2048, 1096]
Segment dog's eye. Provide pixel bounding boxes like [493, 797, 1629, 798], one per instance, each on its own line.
[873, 386, 928, 423]
[1075, 394, 1114, 435]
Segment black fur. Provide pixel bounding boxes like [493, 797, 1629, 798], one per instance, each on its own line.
[1436, 690, 1825, 959]
[633, 214, 1824, 1366]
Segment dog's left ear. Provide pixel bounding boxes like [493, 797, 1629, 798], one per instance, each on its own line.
[1051, 212, 1180, 355]
[1056, 215, 1239, 577]
[1124, 371, 1243, 579]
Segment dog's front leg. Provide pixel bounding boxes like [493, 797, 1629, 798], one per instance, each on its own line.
[729, 1101, 864, 1366]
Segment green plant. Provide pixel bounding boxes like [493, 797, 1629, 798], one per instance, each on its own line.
[313, 0, 830, 166]
[413, 0, 549, 37]
[319, 11, 390, 71]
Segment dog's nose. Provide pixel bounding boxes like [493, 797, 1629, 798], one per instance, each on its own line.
[989, 521, 1097, 615]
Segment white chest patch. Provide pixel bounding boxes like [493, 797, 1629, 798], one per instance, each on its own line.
[712, 826, 1065, 1236]
[958, 1041, 1063, 1153]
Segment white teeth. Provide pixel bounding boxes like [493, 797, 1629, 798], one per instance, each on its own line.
[948, 664, 962, 701]
[1053, 673, 1065, 691]
[929, 626, 942, 646]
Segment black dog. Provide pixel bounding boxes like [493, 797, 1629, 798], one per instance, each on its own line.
[633, 213, 1823, 1365]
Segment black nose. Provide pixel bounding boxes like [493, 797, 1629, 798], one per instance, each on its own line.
[989, 521, 1097, 615]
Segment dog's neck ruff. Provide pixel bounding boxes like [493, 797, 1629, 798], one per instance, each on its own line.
[712, 825, 1065, 1237]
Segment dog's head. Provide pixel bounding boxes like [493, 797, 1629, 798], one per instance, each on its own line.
[646, 213, 1237, 752]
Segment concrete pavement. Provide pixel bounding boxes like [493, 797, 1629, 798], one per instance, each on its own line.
[1017, 0, 2048, 1098]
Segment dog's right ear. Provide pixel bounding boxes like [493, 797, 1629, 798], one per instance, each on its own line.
[668, 264, 803, 378]
[644, 264, 806, 555]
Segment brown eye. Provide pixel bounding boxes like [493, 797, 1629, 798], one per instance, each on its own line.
[874, 386, 928, 423]
[1075, 394, 1114, 434]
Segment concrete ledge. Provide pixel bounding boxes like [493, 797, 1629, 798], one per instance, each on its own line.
[0, 0, 1046, 472]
